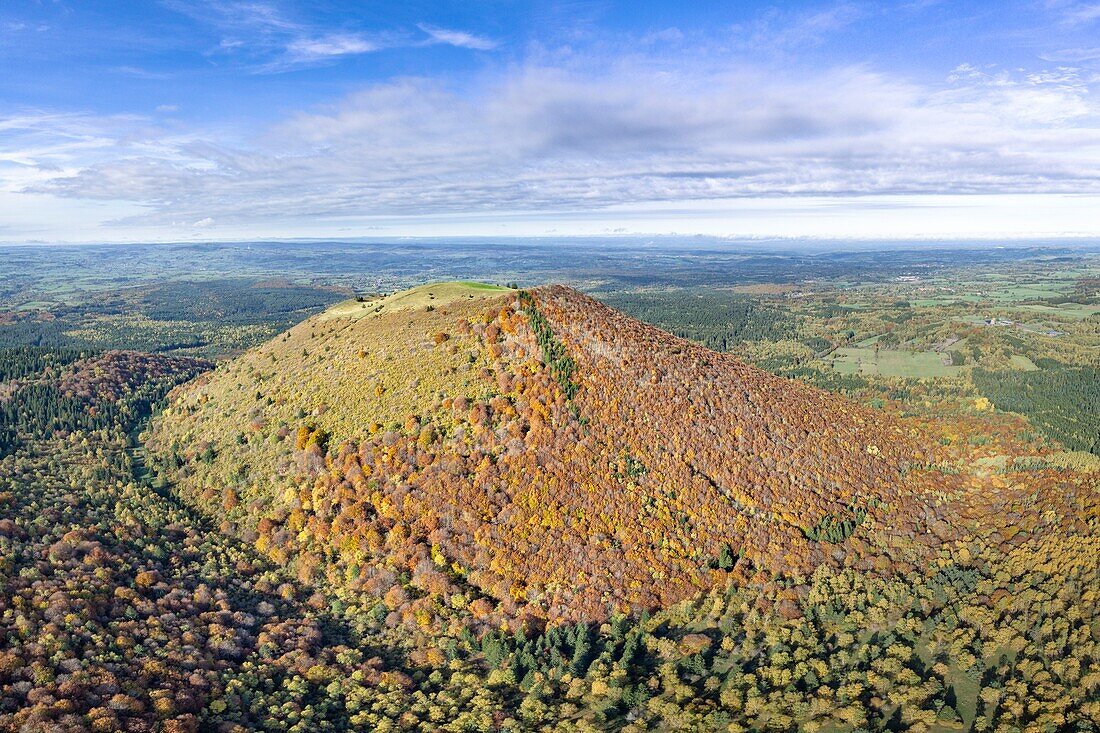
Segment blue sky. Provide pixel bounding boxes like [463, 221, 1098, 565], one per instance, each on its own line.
[2, 1, 1100, 242]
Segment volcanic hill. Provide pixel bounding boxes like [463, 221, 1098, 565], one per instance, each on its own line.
[147, 283, 1098, 626]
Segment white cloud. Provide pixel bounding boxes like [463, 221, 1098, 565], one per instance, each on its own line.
[164, 1, 389, 71]
[286, 33, 377, 59]
[418, 24, 497, 51]
[167, 0, 301, 33]
[943, 63, 1092, 124]
[1062, 2, 1100, 25]
[164, 3, 497, 72]
[1041, 47, 1100, 62]
[113, 66, 174, 79]
[1045, 0, 1100, 27]
[734, 3, 864, 51]
[5, 50, 1100, 240]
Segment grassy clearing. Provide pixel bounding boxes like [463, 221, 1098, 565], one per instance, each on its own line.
[1008, 354, 1038, 371]
[827, 347, 963, 378]
[940, 664, 981, 730]
[321, 281, 509, 321]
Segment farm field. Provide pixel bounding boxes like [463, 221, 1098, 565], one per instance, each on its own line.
[1014, 302, 1100, 319]
[827, 346, 962, 378]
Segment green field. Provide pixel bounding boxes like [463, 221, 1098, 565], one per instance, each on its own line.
[1014, 302, 1099, 320]
[1008, 354, 1038, 371]
[827, 347, 963, 378]
[907, 272, 1090, 309]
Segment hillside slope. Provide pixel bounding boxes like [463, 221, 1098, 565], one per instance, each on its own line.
[148, 283, 1098, 626]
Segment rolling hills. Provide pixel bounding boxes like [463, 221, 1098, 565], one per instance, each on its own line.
[146, 283, 1099, 629]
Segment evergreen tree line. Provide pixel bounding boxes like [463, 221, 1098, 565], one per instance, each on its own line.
[973, 366, 1100, 454]
[518, 291, 579, 399]
[0, 346, 89, 381]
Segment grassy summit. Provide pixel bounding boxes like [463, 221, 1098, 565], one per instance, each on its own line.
[320, 281, 509, 320]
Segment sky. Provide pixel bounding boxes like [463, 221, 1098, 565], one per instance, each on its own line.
[2, 0, 1100, 243]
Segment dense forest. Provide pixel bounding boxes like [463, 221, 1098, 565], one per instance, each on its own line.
[973, 366, 1100, 455]
[0, 350, 208, 458]
[0, 348, 87, 381]
[598, 291, 798, 352]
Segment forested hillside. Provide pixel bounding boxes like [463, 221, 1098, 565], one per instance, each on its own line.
[148, 285, 1099, 625]
[3, 284, 1099, 732]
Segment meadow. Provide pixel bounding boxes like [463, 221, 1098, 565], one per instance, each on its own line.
[827, 347, 961, 378]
